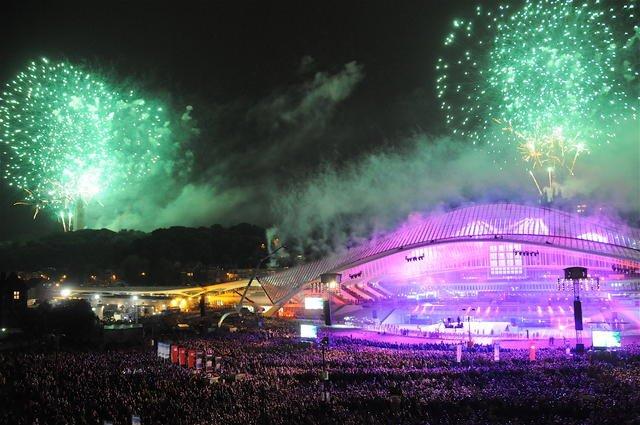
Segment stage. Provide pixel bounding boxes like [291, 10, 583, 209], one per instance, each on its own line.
[324, 326, 640, 349]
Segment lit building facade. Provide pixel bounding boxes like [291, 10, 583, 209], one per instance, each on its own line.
[261, 204, 640, 327]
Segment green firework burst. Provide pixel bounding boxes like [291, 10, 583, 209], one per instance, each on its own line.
[0, 58, 171, 228]
[437, 0, 638, 193]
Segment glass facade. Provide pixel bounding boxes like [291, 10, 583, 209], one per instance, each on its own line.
[261, 204, 640, 305]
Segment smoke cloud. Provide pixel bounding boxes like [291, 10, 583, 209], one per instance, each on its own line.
[271, 134, 529, 255]
[562, 121, 640, 218]
[87, 59, 365, 232]
[79, 56, 638, 256]
[271, 120, 640, 255]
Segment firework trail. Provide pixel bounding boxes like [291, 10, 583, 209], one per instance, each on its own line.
[0, 58, 172, 230]
[437, 0, 638, 199]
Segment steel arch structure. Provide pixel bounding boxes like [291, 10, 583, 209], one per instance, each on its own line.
[260, 203, 640, 314]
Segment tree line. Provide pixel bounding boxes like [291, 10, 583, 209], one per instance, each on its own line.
[0, 224, 267, 286]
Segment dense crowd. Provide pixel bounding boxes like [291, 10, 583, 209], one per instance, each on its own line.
[1, 329, 639, 425]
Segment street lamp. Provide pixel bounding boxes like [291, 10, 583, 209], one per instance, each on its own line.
[462, 308, 476, 343]
[320, 273, 342, 326]
[319, 336, 330, 402]
[320, 273, 342, 291]
[320, 336, 329, 379]
[557, 267, 598, 354]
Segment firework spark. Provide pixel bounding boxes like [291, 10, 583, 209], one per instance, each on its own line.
[0, 58, 171, 229]
[437, 0, 638, 198]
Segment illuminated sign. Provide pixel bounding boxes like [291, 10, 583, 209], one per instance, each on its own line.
[592, 331, 621, 348]
[300, 324, 318, 339]
[304, 297, 324, 310]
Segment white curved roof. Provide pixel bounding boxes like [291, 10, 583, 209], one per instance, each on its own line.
[261, 203, 640, 304]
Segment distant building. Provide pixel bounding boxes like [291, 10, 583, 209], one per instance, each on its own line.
[0, 272, 28, 328]
[259, 203, 640, 326]
[179, 267, 262, 285]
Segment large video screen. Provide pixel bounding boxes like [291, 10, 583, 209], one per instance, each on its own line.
[300, 324, 318, 339]
[592, 330, 622, 348]
[304, 297, 324, 310]
[157, 342, 171, 359]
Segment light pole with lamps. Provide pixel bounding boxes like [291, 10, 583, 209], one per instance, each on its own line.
[462, 308, 476, 343]
[557, 267, 598, 354]
[319, 336, 330, 402]
[320, 273, 342, 326]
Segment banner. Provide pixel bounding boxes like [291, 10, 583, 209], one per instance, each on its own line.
[170, 345, 179, 364]
[456, 344, 462, 363]
[493, 343, 500, 362]
[187, 350, 196, 369]
[157, 342, 170, 360]
[529, 345, 536, 361]
[179, 347, 187, 366]
[196, 350, 204, 370]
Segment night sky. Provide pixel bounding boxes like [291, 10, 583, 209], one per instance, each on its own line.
[1, 0, 637, 244]
[0, 0, 466, 240]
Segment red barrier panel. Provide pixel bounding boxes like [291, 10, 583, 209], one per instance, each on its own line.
[171, 345, 179, 364]
[187, 350, 196, 369]
[178, 347, 187, 366]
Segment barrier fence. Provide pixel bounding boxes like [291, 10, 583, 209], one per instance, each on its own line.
[158, 342, 217, 372]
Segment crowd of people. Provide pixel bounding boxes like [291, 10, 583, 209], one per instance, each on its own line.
[1, 327, 639, 425]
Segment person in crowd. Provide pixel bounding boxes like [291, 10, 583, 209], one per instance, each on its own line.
[0, 327, 638, 425]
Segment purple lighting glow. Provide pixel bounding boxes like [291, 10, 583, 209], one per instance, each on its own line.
[261, 204, 640, 342]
